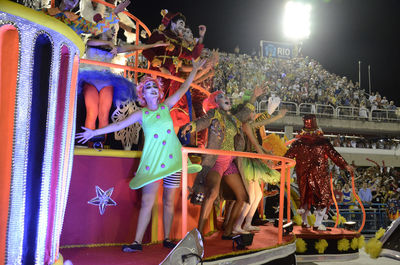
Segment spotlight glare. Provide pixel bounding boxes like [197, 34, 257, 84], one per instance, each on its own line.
[283, 1, 312, 40]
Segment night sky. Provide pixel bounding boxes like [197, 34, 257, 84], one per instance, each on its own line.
[129, 0, 400, 106]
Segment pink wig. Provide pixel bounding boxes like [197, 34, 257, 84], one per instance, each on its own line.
[202, 90, 223, 112]
[136, 75, 164, 106]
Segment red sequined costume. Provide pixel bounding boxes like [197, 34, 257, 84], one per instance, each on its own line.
[142, 12, 203, 129]
[284, 116, 349, 210]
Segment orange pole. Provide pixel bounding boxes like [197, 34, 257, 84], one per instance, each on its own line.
[285, 165, 291, 223]
[330, 172, 340, 228]
[351, 172, 366, 233]
[179, 147, 295, 239]
[79, 59, 211, 96]
[278, 165, 286, 244]
[181, 148, 189, 237]
[285, 138, 296, 146]
[51, 0, 55, 8]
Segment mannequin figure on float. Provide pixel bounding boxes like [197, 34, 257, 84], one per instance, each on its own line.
[284, 115, 354, 230]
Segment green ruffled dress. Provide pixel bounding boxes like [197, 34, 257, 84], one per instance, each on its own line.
[241, 157, 281, 184]
[129, 103, 202, 189]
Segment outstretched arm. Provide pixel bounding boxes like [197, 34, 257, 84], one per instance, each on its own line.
[113, 0, 130, 14]
[250, 85, 265, 104]
[326, 142, 354, 174]
[243, 123, 265, 155]
[117, 41, 168, 53]
[252, 109, 287, 128]
[180, 109, 216, 137]
[164, 59, 206, 109]
[76, 110, 142, 144]
[197, 25, 207, 44]
[86, 39, 115, 48]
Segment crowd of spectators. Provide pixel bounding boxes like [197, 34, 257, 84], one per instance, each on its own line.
[330, 135, 400, 150]
[211, 53, 398, 120]
[331, 163, 400, 221]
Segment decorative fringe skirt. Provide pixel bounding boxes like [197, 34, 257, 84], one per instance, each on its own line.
[78, 69, 136, 104]
[242, 157, 280, 184]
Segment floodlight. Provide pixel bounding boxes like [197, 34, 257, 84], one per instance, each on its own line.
[283, 1, 312, 40]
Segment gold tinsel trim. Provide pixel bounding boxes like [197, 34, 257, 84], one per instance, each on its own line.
[59, 240, 170, 249]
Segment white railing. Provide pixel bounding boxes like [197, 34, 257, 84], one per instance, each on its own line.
[337, 106, 370, 120]
[257, 100, 268, 112]
[371, 109, 399, 122]
[280, 101, 298, 115]
[316, 104, 335, 117]
[256, 100, 399, 122]
[299, 103, 315, 115]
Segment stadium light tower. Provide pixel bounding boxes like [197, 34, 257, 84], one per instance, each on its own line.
[283, 1, 312, 40]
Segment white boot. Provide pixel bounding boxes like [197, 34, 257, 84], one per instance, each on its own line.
[297, 208, 310, 228]
[314, 207, 327, 230]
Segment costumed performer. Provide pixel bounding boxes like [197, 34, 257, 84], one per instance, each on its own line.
[142, 10, 206, 136]
[178, 33, 219, 147]
[41, 0, 129, 36]
[180, 87, 264, 239]
[76, 59, 206, 252]
[78, 9, 168, 146]
[232, 102, 287, 234]
[284, 114, 354, 231]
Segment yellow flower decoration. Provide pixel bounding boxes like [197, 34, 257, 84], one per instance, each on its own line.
[332, 214, 347, 225]
[375, 228, 385, 240]
[350, 237, 359, 250]
[358, 235, 365, 249]
[337, 238, 350, 251]
[307, 214, 316, 227]
[339, 215, 347, 224]
[293, 215, 302, 226]
[296, 238, 307, 253]
[365, 237, 382, 259]
[315, 239, 328, 254]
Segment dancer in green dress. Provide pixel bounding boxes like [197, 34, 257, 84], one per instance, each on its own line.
[232, 106, 287, 234]
[76, 59, 205, 252]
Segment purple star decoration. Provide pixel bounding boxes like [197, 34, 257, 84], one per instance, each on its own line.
[88, 186, 117, 215]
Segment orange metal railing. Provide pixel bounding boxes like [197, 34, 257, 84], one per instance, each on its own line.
[351, 171, 366, 233]
[330, 172, 340, 228]
[181, 147, 296, 244]
[330, 172, 366, 232]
